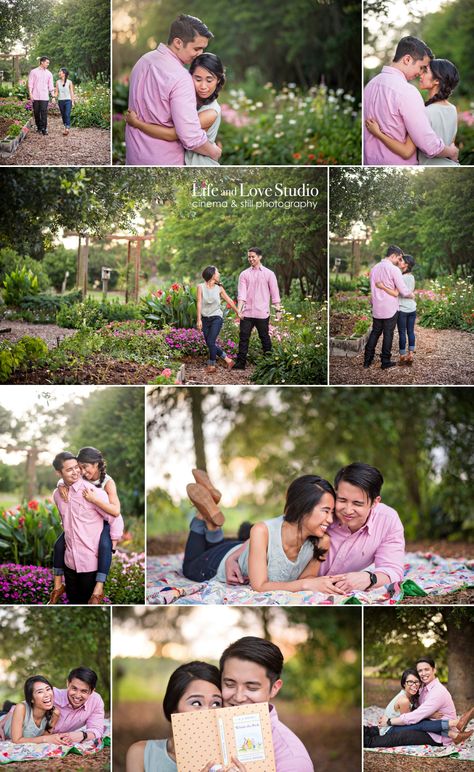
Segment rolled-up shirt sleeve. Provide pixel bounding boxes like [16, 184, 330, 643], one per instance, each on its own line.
[374, 518, 405, 583]
[169, 77, 209, 150]
[109, 514, 124, 541]
[238, 272, 248, 303]
[268, 271, 281, 305]
[85, 694, 105, 739]
[400, 88, 445, 158]
[391, 266, 413, 297]
[397, 693, 442, 724]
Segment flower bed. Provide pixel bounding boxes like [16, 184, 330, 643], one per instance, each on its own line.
[417, 278, 474, 332]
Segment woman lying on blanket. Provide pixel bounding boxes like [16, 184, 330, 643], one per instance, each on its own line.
[183, 470, 342, 594]
[364, 668, 473, 748]
[0, 676, 60, 744]
[126, 661, 247, 772]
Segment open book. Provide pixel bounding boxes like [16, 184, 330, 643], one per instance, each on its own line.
[171, 701, 276, 771]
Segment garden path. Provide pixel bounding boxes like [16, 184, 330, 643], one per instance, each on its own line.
[0, 320, 75, 348]
[330, 325, 474, 385]
[0, 114, 110, 165]
[182, 357, 255, 385]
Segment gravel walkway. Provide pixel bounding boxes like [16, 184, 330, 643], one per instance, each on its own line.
[330, 325, 474, 385]
[0, 114, 110, 165]
[0, 320, 75, 348]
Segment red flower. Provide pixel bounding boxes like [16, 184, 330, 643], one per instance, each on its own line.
[170, 283, 181, 291]
[28, 499, 39, 510]
[293, 152, 301, 160]
[154, 289, 164, 298]
[166, 295, 172, 304]
[308, 154, 315, 160]
[18, 516, 25, 528]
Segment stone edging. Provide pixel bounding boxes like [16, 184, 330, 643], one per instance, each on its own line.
[330, 328, 371, 357]
[0, 117, 34, 155]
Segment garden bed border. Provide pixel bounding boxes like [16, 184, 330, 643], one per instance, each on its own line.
[330, 328, 371, 357]
[0, 117, 34, 156]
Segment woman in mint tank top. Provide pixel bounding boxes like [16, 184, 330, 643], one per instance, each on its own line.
[0, 676, 60, 743]
[197, 265, 242, 373]
[126, 661, 249, 772]
[55, 67, 76, 135]
[124, 53, 225, 166]
[183, 472, 338, 594]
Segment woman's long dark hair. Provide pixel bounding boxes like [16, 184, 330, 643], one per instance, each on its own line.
[24, 676, 55, 731]
[400, 668, 420, 711]
[59, 67, 68, 87]
[77, 446, 106, 485]
[425, 59, 459, 106]
[283, 475, 335, 560]
[162, 661, 221, 721]
[190, 53, 226, 104]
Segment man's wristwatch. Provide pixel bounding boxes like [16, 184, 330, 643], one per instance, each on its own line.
[364, 571, 377, 590]
[81, 731, 88, 742]
[387, 718, 392, 726]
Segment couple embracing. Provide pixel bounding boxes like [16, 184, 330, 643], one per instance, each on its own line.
[127, 636, 314, 771]
[184, 462, 405, 596]
[364, 36, 460, 165]
[125, 14, 224, 166]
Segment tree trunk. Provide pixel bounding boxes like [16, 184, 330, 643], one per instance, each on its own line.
[446, 610, 474, 711]
[190, 390, 207, 471]
[24, 447, 39, 501]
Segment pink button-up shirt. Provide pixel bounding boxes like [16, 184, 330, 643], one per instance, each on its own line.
[364, 66, 445, 165]
[125, 43, 208, 165]
[238, 265, 281, 319]
[370, 259, 413, 319]
[53, 688, 105, 739]
[270, 705, 314, 771]
[53, 479, 112, 573]
[319, 502, 405, 583]
[28, 67, 54, 100]
[397, 678, 456, 745]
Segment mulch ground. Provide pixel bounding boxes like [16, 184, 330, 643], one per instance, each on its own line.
[2, 747, 109, 771]
[0, 114, 110, 165]
[7, 354, 164, 385]
[0, 320, 75, 349]
[113, 701, 360, 772]
[330, 325, 474, 385]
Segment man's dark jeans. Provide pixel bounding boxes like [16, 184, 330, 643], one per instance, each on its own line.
[235, 316, 271, 368]
[364, 725, 442, 748]
[364, 311, 399, 366]
[32, 100, 49, 132]
[63, 566, 96, 604]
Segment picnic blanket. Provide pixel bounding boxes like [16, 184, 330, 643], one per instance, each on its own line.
[364, 706, 474, 760]
[146, 551, 473, 605]
[0, 720, 110, 764]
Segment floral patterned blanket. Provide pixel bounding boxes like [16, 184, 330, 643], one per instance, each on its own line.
[364, 706, 474, 760]
[0, 721, 110, 764]
[146, 552, 473, 605]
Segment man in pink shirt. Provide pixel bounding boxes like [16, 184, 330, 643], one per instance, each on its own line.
[319, 462, 405, 594]
[220, 637, 314, 771]
[364, 245, 414, 370]
[52, 452, 112, 604]
[28, 56, 55, 135]
[233, 247, 282, 370]
[51, 667, 105, 745]
[125, 14, 221, 165]
[364, 36, 458, 165]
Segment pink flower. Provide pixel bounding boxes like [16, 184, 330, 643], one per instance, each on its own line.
[161, 368, 172, 378]
[28, 500, 39, 510]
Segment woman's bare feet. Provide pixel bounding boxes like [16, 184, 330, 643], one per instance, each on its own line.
[187, 483, 225, 526]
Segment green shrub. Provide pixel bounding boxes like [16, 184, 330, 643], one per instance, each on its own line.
[4, 122, 22, 138]
[352, 318, 371, 336]
[3, 266, 40, 305]
[71, 83, 110, 129]
[329, 276, 359, 294]
[0, 336, 48, 382]
[143, 283, 197, 329]
[98, 320, 171, 364]
[417, 278, 474, 331]
[56, 297, 142, 329]
[104, 552, 145, 604]
[0, 500, 61, 565]
[0, 249, 51, 292]
[17, 291, 82, 323]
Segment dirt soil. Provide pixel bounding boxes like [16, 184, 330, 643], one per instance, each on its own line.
[181, 356, 254, 385]
[2, 747, 109, 771]
[0, 114, 110, 165]
[330, 325, 474, 385]
[7, 354, 165, 385]
[0, 320, 75, 348]
[331, 312, 363, 336]
[113, 702, 360, 772]
[0, 116, 15, 138]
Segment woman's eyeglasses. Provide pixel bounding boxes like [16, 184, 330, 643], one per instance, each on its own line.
[405, 680, 420, 686]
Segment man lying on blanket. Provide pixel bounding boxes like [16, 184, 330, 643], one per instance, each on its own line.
[227, 462, 405, 594]
[50, 667, 105, 745]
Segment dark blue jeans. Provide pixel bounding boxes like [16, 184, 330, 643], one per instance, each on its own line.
[182, 518, 242, 581]
[398, 310, 416, 354]
[58, 99, 72, 128]
[388, 719, 448, 735]
[202, 315, 224, 364]
[53, 521, 112, 583]
[364, 725, 443, 748]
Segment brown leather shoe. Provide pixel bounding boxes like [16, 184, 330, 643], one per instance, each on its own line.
[457, 707, 474, 732]
[192, 469, 221, 504]
[399, 355, 409, 366]
[47, 584, 65, 604]
[406, 351, 414, 365]
[206, 365, 216, 374]
[453, 729, 473, 745]
[88, 593, 105, 605]
[186, 483, 225, 526]
[226, 359, 235, 370]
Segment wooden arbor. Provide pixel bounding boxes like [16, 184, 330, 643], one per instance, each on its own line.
[75, 233, 153, 302]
